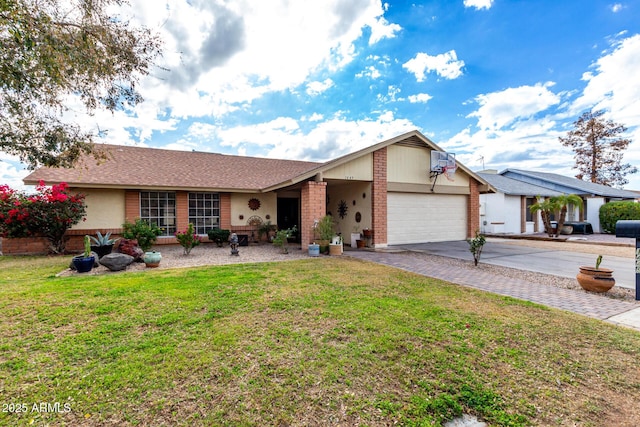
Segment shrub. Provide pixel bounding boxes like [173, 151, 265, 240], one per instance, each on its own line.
[122, 218, 163, 251]
[175, 223, 201, 255]
[273, 226, 296, 254]
[207, 228, 231, 247]
[599, 201, 640, 233]
[467, 230, 486, 266]
[0, 181, 86, 253]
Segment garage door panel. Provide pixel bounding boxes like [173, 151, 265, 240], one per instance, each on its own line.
[388, 193, 467, 244]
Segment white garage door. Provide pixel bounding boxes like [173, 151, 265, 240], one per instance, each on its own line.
[388, 193, 467, 244]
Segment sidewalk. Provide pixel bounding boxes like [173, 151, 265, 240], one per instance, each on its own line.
[344, 249, 640, 332]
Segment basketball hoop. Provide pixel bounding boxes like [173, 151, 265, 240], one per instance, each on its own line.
[442, 164, 457, 181]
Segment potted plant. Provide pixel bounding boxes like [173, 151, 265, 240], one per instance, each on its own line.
[315, 215, 334, 254]
[72, 235, 95, 273]
[89, 231, 119, 258]
[257, 221, 276, 243]
[576, 255, 615, 293]
[273, 226, 296, 254]
[207, 228, 231, 247]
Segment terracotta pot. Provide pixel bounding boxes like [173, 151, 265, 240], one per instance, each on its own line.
[362, 229, 372, 238]
[356, 239, 366, 248]
[576, 266, 615, 293]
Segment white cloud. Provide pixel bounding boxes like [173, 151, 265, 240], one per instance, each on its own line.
[355, 66, 382, 79]
[467, 82, 561, 131]
[408, 93, 433, 103]
[611, 3, 623, 12]
[463, 0, 494, 10]
[306, 79, 335, 96]
[402, 50, 465, 81]
[368, 16, 402, 44]
[208, 111, 416, 162]
[572, 34, 640, 129]
[121, 0, 402, 130]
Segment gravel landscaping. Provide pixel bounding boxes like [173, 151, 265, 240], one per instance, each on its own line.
[59, 238, 639, 303]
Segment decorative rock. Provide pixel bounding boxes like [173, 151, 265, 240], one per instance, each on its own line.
[99, 253, 135, 271]
[116, 239, 144, 261]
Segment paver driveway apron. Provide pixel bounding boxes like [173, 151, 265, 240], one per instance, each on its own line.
[396, 240, 635, 290]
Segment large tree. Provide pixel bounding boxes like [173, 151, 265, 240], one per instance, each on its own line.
[0, 0, 162, 168]
[559, 109, 637, 188]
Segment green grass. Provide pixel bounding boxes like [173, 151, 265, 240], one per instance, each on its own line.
[1, 255, 639, 426]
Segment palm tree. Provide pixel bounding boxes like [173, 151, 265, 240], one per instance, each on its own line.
[529, 194, 584, 237]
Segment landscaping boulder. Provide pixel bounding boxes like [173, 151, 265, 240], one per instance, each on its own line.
[99, 253, 134, 271]
[116, 238, 144, 261]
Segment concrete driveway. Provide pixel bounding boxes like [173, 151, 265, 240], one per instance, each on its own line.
[394, 240, 636, 290]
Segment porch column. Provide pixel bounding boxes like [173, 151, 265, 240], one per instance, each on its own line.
[467, 180, 480, 238]
[520, 196, 526, 233]
[301, 181, 327, 250]
[372, 148, 387, 247]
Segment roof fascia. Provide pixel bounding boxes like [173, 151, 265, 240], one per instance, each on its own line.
[262, 130, 496, 193]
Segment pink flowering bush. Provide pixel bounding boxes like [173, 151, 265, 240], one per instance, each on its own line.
[0, 181, 86, 253]
[175, 223, 201, 255]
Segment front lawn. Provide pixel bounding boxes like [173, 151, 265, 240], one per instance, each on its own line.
[1, 256, 639, 426]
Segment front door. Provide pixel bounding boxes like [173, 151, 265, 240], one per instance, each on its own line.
[277, 198, 300, 242]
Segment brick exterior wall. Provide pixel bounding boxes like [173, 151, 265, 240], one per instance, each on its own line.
[467, 179, 480, 238]
[176, 191, 188, 233]
[301, 181, 327, 249]
[372, 148, 387, 246]
[125, 190, 140, 222]
[220, 193, 231, 230]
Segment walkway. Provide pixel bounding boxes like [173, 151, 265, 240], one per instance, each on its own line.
[344, 249, 640, 332]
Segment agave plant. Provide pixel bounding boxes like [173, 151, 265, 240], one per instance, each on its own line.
[89, 231, 119, 247]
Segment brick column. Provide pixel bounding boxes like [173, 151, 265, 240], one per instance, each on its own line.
[372, 148, 387, 247]
[467, 180, 480, 238]
[220, 193, 231, 230]
[176, 191, 188, 232]
[124, 190, 140, 222]
[301, 181, 327, 250]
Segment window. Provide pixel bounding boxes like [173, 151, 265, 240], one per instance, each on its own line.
[140, 192, 176, 236]
[188, 192, 220, 234]
[525, 198, 535, 222]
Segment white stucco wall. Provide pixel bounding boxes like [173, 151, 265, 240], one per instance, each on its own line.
[586, 197, 605, 233]
[327, 182, 371, 238]
[230, 193, 277, 227]
[70, 189, 125, 230]
[480, 193, 523, 234]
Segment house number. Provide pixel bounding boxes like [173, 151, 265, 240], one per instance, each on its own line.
[345, 176, 354, 180]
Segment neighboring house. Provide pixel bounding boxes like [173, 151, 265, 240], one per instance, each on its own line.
[16, 130, 494, 254]
[478, 169, 638, 234]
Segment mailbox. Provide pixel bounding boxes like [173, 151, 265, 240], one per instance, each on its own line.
[615, 220, 640, 300]
[615, 220, 640, 238]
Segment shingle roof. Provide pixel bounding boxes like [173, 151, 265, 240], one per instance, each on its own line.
[23, 144, 321, 192]
[502, 169, 639, 199]
[476, 172, 562, 197]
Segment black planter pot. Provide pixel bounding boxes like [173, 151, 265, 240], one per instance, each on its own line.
[72, 256, 95, 273]
[90, 244, 113, 259]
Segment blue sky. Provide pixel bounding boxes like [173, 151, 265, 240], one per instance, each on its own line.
[3, 0, 640, 189]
